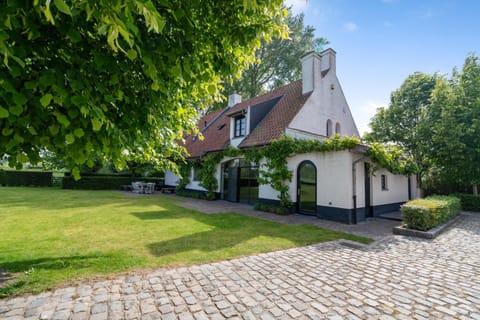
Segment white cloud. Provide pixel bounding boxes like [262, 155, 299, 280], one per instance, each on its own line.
[284, 0, 309, 14]
[343, 21, 358, 32]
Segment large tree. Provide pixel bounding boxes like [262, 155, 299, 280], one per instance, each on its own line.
[0, 1, 287, 178]
[429, 55, 480, 194]
[224, 10, 328, 100]
[364, 72, 438, 184]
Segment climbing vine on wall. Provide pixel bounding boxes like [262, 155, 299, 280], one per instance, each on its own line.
[180, 135, 417, 207]
[367, 143, 418, 175]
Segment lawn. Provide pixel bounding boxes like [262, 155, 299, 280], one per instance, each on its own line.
[0, 187, 370, 297]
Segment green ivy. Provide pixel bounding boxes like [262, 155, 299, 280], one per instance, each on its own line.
[181, 135, 417, 207]
[366, 143, 418, 175]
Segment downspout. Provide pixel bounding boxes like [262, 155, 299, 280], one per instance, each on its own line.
[352, 156, 368, 225]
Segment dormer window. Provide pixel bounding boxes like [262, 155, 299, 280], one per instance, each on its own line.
[234, 115, 246, 137]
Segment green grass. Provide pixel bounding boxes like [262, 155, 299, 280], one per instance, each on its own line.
[0, 187, 370, 297]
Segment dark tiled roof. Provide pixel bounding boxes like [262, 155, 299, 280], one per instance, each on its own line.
[184, 80, 309, 158]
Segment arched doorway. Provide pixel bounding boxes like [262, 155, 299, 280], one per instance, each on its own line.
[297, 161, 317, 214]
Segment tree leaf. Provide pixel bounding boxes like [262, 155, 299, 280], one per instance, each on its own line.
[40, 93, 53, 107]
[126, 49, 137, 60]
[53, 0, 72, 16]
[74, 128, 84, 138]
[0, 106, 9, 118]
[91, 118, 102, 131]
[56, 113, 71, 127]
[65, 133, 75, 144]
[9, 104, 23, 116]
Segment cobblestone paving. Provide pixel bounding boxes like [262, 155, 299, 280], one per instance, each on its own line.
[1, 214, 479, 320]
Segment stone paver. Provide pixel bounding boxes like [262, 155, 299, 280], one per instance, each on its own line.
[1, 198, 479, 319]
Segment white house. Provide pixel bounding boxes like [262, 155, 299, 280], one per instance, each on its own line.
[165, 49, 417, 224]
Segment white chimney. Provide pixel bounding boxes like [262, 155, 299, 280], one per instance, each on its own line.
[227, 93, 242, 108]
[301, 48, 337, 95]
[320, 48, 336, 74]
[301, 51, 321, 95]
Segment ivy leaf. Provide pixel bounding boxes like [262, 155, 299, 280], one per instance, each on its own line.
[53, 0, 72, 16]
[0, 106, 9, 118]
[40, 93, 53, 107]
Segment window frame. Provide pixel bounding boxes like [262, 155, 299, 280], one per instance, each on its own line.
[381, 174, 388, 191]
[234, 115, 246, 137]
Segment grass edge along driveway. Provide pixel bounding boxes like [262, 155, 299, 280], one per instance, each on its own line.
[0, 187, 370, 297]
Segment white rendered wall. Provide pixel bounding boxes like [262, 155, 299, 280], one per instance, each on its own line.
[165, 170, 179, 186]
[371, 169, 409, 206]
[287, 150, 354, 209]
[289, 56, 359, 138]
[258, 158, 280, 201]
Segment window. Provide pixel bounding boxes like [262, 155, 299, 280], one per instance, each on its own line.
[192, 167, 200, 181]
[326, 119, 333, 136]
[381, 174, 388, 191]
[335, 122, 341, 135]
[234, 116, 246, 137]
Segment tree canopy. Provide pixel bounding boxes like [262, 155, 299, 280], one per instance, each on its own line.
[428, 55, 480, 193]
[364, 72, 438, 179]
[222, 10, 328, 101]
[0, 1, 287, 178]
[366, 55, 480, 194]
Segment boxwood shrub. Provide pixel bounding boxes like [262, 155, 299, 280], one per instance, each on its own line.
[401, 195, 461, 231]
[451, 193, 480, 212]
[0, 170, 53, 187]
[62, 176, 164, 190]
[254, 203, 290, 215]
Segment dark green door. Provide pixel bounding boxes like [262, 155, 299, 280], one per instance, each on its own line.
[297, 161, 317, 214]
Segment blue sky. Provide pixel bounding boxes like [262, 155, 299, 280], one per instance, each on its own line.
[285, 0, 479, 134]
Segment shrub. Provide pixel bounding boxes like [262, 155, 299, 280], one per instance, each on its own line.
[176, 189, 206, 199]
[254, 203, 290, 215]
[0, 170, 53, 187]
[452, 193, 480, 212]
[62, 176, 164, 190]
[401, 195, 461, 231]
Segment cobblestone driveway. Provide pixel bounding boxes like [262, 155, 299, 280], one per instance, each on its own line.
[1, 213, 479, 320]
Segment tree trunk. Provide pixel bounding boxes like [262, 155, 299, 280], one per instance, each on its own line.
[473, 184, 478, 195]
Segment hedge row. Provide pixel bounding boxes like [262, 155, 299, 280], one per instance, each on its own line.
[451, 193, 480, 212]
[0, 170, 53, 187]
[62, 176, 164, 190]
[401, 195, 461, 231]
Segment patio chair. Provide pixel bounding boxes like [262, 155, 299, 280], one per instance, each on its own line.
[144, 182, 155, 194]
[131, 181, 144, 194]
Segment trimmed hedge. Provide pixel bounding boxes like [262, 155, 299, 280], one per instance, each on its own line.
[401, 195, 461, 231]
[0, 170, 53, 187]
[62, 176, 164, 190]
[254, 203, 290, 215]
[452, 193, 480, 212]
